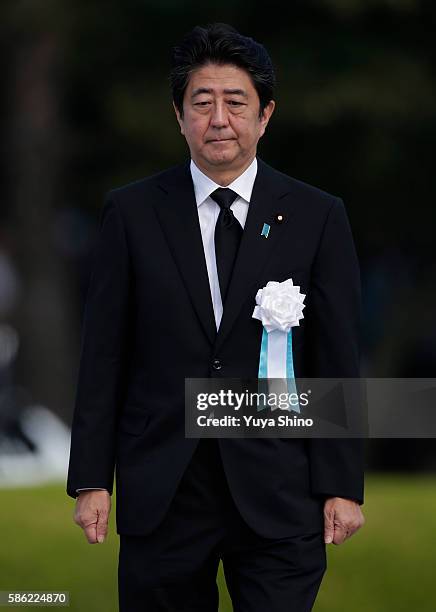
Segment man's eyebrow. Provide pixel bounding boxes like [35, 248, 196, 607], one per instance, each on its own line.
[223, 88, 248, 97]
[191, 87, 248, 98]
[191, 87, 213, 98]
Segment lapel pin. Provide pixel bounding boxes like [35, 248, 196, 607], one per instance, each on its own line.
[274, 213, 285, 224]
[261, 223, 271, 238]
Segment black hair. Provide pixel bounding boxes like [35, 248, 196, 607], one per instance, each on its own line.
[170, 23, 276, 119]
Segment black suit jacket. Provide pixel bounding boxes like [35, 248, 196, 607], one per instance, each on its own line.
[67, 157, 364, 538]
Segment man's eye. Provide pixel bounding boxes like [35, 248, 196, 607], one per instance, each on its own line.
[228, 101, 244, 106]
[194, 101, 211, 106]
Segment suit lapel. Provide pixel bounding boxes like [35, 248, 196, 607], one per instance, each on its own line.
[213, 157, 296, 354]
[153, 157, 296, 351]
[153, 161, 217, 345]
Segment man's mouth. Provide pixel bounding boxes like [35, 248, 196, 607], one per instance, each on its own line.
[207, 138, 234, 143]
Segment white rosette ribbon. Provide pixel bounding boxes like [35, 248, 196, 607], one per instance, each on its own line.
[252, 278, 306, 413]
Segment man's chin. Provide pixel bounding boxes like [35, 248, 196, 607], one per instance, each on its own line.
[202, 152, 240, 167]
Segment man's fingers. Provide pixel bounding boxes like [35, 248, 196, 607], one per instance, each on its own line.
[323, 497, 365, 545]
[324, 508, 335, 544]
[324, 526, 334, 544]
[82, 516, 108, 544]
[83, 520, 99, 544]
[96, 509, 109, 543]
[334, 513, 365, 544]
[73, 490, 111, 544]
[332, 522, 348, 545]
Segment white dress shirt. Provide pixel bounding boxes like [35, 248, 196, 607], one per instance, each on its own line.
[190, 156, 257, 330]
[76, 156, 258, 494]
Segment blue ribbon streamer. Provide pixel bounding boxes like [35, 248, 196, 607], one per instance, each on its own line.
[258, 327, 269, 378]
[257, 328, 300, 414]
[286, 330, 300, 414]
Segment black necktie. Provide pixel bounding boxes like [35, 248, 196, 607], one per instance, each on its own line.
[210, 187, 243, 305]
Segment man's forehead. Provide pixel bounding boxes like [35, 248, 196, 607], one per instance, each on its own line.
[187, 63, 253, 93]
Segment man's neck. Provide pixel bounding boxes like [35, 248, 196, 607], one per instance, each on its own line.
[192, 155, 256, 186]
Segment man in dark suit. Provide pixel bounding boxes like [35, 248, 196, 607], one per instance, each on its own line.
[67, 23, 365, 612]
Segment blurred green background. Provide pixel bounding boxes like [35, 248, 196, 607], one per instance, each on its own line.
[1, 475, 436, 611]
[1, 0, 436, 610]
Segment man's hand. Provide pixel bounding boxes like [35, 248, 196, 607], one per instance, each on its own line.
[323, 497, 365, 545]
[73, 490, 111, 544]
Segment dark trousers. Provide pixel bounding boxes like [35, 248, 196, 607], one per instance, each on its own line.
[118, 438, 326, 612]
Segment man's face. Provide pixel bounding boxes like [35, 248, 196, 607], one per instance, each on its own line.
[174, 63, 275, 173]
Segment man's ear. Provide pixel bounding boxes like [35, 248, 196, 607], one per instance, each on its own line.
[173, 101, 185, 136]
[258, 99, 276, 138]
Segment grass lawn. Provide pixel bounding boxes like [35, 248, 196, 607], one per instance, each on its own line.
[0, 474, 435, 611]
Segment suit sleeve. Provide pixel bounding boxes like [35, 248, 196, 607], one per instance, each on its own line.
[66, 192, 130, 499]
[305, 197, 365, 505]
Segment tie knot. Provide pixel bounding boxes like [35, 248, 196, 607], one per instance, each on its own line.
[210, 188, 238, 210]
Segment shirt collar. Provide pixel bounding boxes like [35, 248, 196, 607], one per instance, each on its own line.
[190, 157, 258, 207]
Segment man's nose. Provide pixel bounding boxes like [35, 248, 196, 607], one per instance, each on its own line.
[210, 102, 229, 128]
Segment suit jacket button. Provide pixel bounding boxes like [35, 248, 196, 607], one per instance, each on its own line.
[212, 359, 222, 370]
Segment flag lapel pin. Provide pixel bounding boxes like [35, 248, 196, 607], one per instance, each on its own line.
[261, 223, 271, 238]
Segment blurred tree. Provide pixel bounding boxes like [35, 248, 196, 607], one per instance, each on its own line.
[4, 0, 78, 420]
[1, 0, 435, 464]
